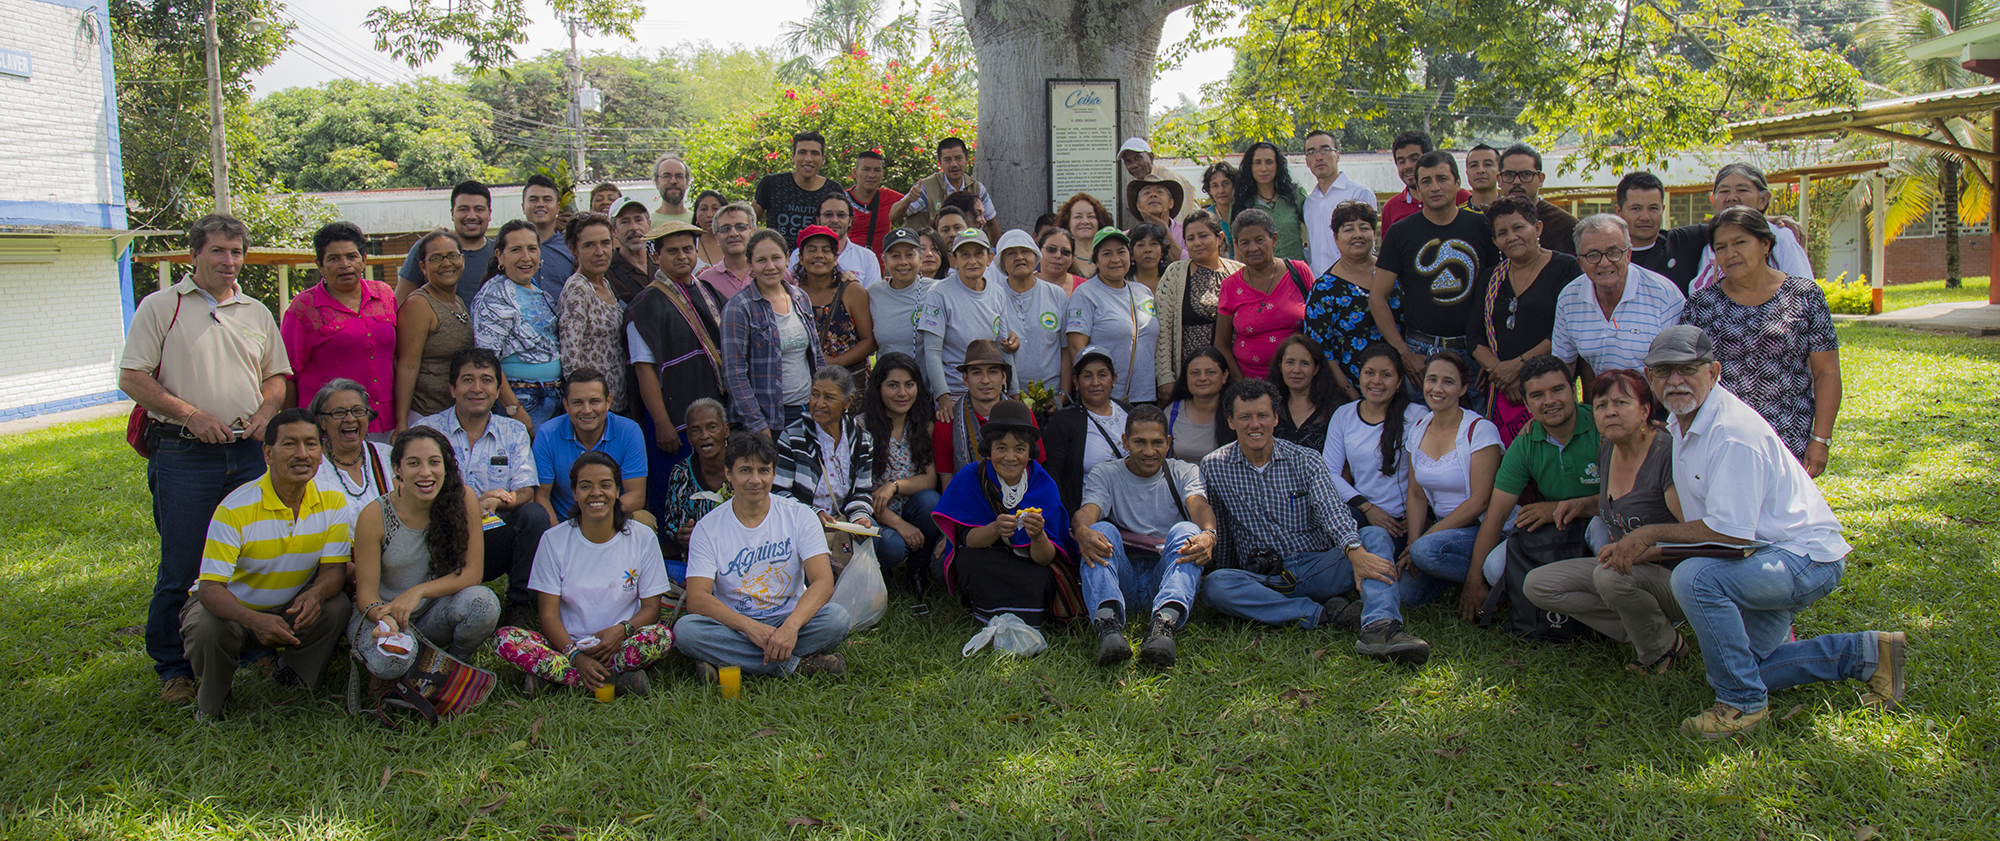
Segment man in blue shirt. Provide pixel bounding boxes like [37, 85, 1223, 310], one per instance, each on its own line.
[533, 368, 653, 528]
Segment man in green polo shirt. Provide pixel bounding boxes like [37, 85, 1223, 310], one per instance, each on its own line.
[1459, 355, 1602, 615]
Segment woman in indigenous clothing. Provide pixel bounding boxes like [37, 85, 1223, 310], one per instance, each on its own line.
[932, 400, 1082, 628]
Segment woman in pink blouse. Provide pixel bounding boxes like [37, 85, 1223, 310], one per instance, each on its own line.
[283, 222, 398, 439]
[1214, 209, 1312, 381]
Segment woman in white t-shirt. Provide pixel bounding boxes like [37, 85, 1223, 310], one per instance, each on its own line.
[675, 431, 853, 679]
[1323, 344, 1428, 557]
[495, 452, 673, 698]
[1401, 353, 1503, 606]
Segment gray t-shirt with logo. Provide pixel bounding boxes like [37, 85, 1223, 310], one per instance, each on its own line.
[869, 277, 937, 361]
[1004, 278, 1070, 392]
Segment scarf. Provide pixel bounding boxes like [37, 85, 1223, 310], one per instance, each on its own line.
[932, 459, 1081, 620]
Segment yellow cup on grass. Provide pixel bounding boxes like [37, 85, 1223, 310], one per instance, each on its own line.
[719, 666, 742, 699]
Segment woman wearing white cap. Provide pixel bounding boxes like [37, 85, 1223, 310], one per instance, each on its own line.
[996, 228, 1069, 396]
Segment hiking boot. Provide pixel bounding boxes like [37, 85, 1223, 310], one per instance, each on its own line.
[522, 673, 550, 699]
[1681, 702, 1768, 740]
[500, 602, 537, 632]
[1318, 596, 1363, 629]
[1355, 619, 1431, 666]
[1861, 631, 1907, 710]
[697, 661, 720, 686]
[610, 669, 651, 697]
[161, 676, 197, 706]
[270, 662, 300, 687]
[1094, 616, 1132, 666]
[1138, 612, 1178, 668]
[796, 652, 847, 678]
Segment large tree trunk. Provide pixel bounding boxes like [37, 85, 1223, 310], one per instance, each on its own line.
[964, 0, 1194, 230]
[1942, 157, 1962, 289]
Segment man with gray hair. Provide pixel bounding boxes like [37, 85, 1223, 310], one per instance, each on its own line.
[1597, 325, 1906, 739]
[652, 156, 693, 225]
[1549, 213, 1685, 390]
[696, 201, 758, 300]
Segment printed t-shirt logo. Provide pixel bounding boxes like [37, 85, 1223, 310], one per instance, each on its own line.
[1140, 299, 1156, 316]
[1416, 238, 1478, 305]
[1039, 312, 1058, 331]
[621, 568, 640, 591]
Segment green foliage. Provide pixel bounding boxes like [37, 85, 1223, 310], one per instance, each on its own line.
[681, 52, 976, 202]
[1819, 273, 1875, 314]
[365, 0, 644, 73]
[252, 79, 505, 192]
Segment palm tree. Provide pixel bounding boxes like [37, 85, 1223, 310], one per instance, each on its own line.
[779, 0, 921, 77]
[1856, 0, 2000, 287]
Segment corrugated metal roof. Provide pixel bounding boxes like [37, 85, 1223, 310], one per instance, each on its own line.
[1729, 83, 2000, 141]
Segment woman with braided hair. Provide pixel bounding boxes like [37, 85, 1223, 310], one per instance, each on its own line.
[932, 400, 1082, 628]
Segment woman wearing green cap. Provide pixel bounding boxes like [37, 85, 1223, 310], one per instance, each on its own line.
[1064, 228, 1160, 405]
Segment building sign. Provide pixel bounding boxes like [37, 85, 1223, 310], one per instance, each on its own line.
[0, 47, 30, 79]
[1046, 79, 1120, 220]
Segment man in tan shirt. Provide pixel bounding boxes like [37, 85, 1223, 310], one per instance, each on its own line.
[118, 213, 291, 707]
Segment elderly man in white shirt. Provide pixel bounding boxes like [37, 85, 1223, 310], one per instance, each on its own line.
[1598, 325, 1906, 740]
[1550, 214, 1685, 390]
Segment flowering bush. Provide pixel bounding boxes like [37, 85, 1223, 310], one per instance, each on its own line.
[1818, 273, 1873, 315]
[682, 52, 977, 201]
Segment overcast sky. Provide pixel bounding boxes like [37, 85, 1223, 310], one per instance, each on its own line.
[252, 1, 1235, 111]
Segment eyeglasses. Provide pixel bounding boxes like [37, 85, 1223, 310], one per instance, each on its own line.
[1579, 247, 1629, 265]
[1504, 297, 1519, 331]
[317, 407, 375, 421]
[425, 251, 465, 265]
[1646, 363, 1705, 380]
[714, 223, 752, 234]
[1497, 170, 1541, 183]
[1304, 144, 1337, 156]
[1043, 246, 1072, 256]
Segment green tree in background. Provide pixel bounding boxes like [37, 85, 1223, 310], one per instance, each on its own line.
[780, 0, 920, 78]
[254, 79, 506, 192]
[366, 0, 645, 72]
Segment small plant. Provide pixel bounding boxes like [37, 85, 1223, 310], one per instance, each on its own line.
[1818, 272, 1873, 315]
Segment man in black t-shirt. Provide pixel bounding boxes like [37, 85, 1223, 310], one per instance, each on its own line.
[1372, 151, 1498, 385]
[1616, 171, 1704, 293]
[753, 130, 847, 247]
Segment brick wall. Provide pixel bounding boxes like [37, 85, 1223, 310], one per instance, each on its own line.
[0, 0, 117, 209]
[0, 242, 128, 413]
[1884, 235, 1992, 285]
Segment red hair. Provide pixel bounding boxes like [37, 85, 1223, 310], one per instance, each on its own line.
[1589, 368, 1654, 416]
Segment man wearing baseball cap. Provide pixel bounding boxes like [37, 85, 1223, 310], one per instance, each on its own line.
[605, 196, 655, 303]
[1117, 137, 1199, 227]
[1596, 325, 1906, 739]
[867, 228, 937, 361]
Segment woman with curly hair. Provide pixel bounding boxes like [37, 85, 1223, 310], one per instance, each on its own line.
[1230, 142, 1307, 262]
[1058, 192, 1114, 278]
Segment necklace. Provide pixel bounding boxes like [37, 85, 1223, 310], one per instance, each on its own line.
[424, 286, 468, 323]
[329, 448, 364, 467]
[330, 446, 372, 497]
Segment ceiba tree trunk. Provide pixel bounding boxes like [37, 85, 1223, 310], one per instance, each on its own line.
[963, 0, 1195, 230]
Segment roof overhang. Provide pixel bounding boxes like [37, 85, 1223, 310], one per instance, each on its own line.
[1728, 82, 2000, 143]
[0, 225, 173, 259]
[1907, 17, 2000, 62]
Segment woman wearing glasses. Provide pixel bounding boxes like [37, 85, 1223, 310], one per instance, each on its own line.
[1468, 197, 1581, 445]
[311, 379, 396, 508]
[394, 228, 529, 434]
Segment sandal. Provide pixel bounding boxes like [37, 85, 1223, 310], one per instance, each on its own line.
[1626, 634, 1689, 676]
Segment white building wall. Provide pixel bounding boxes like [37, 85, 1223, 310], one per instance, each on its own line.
[0, 0, 118, 210]
[0, 242, 127, 415]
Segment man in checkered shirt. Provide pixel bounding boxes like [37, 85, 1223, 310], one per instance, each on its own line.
[1197, 379, 1432, 666]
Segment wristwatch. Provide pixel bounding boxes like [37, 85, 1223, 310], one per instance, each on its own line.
[1343, 539, 1365, 555]
[620, 620, 636, 638]
[1809, 433, 1832, 446]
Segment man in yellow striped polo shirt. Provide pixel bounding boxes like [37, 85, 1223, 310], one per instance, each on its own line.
[181, 409, 355, 720]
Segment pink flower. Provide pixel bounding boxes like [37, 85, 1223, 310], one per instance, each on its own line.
[784, 89, 797, 100]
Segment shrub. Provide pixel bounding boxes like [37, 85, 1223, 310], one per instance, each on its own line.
[1817, 272, 1873, 315]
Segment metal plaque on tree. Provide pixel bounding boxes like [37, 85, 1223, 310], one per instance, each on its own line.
[1046, 80, 1121, 220]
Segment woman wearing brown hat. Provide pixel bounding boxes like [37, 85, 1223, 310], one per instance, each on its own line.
[931, 399, 1084, 628]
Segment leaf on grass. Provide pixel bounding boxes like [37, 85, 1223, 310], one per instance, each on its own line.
[1502, 658, 1523, 667]
[1854, 826, 1879, 841]
[1277, 688, 1318, 709]
[1311, 647, 1329, 660]
[378, 766, 392, 790]
[88, 784, 115, 794]
[505, 740, 529, 752]
[501, 700, 520, 709]
[1216, 765, 1248, 775]
[998, 713, 1033, 724]
[1065, 772, 1096, 784]
[1780, 704, 1806, 722]
[689, 763, 715, 771]
[1430, 747, 1468, 759]
[115, 625, 143, 636]
[1146, 766, 1163, 774]
[537, 824, 580, 840]
[1227, 675, 1256, 687]
[947, 801, 962, 813]
[625, 812, 655, 824]
[1364, 699, 1393, 714]
[748, 728, 779, 739]
[528, 716, 545, 746]
[476, 791, 509, 815]
[785, 816, 826, 827]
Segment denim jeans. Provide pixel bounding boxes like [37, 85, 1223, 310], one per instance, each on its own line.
[1201, 545, 1401, 629]
[145, 435, 266, 680]
[510, 382, 563, 428]
[1671, 547, 1879, 712]
[637, 412, 692, 561]
[874, 489, 943, 570]
[672, 603, 851, 677]
[1407, 524, 1479, 596]
[484, 501, 551, 606]
[1402, 333, 1481, 404]
[1081, 521, 1203, 627]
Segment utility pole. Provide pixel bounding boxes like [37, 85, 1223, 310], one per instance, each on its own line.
[565, 16, 585, 185]
[205, 0, 230, 214]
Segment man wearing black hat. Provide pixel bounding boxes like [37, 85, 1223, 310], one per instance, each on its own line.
[935, 339, 1039, 485]
[1598, 325, 1905, 739]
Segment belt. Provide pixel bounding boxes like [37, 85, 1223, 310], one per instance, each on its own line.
[507, 378, 565, 389]
[1403, 329, 1469, 350]
[147, 422, 250, 443]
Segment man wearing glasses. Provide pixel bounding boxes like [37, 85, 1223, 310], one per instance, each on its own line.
[695, 202, 759, 300]
[1549, 215, 1685, 392]
[394, 180, 495, 308]
[1497, 143, 1578, 254]
[1299, 129, 1377, 276]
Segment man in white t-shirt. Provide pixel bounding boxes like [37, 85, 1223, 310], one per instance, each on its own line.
[675, 431, 852, 678]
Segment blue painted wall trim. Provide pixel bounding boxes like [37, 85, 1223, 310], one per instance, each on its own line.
[0, 390, 123, 423]
[0, 200, 119, 228]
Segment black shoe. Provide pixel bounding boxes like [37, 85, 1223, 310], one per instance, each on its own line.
[501, 602, 537, 632]
[610, 669, 651, 696]
[1094, 617, 1131, 666]
[1319, 596, 1363, 629]
[1138, 612, 1177, 668]
[1355, 619, 1431, 666]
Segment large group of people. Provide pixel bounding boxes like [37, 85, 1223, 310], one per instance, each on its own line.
[119, 130, 1901, 740]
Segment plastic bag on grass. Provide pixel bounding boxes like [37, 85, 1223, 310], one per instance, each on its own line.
[960, 613, 1048, 658]
[829, 540, 888, 632]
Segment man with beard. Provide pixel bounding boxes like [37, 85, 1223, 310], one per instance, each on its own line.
[395, 181, 495, 307]
[652, 157, 694, 225]
[1496, 142, 1578, 254]
[605, 197, 654, 303]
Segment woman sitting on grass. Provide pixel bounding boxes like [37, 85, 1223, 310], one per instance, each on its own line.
[932, 400, 1082, 628]
[495, 452, 672, 698]
[349, 427, 499, 686]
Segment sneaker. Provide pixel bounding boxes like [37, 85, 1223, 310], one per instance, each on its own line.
[1318, 596, 1363, 629]
[1093, 616, 1132, 666]
[1680, 702, 1768, 740]
[796, 652, 847, 678]
[1861, 631, 1908, 710]
[1355, 619, 1431, 666]
[697, 661, 720, 686]
[610, 670, 651, 697]
[522, 673, 549, 699]
[501, 602, 537, 632]
[1137, 612, 1178, 668]
[161, 676, 197, 706]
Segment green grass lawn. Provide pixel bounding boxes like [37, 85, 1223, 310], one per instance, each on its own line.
[1883, 277, 1990, 311]
[3, 323, 1997, 840]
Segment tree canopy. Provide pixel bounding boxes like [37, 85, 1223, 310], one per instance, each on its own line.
[254, 79, 505, 192]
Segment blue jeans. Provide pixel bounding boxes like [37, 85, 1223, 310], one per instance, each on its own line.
[637, 412, 692, 560]
[145, 435, 266, 680]
[510, 381, 563, 427]
[1081, 522, 1203, 626]
[873, 489, 943, 570]
[1402, 334, 1481, 404]
[1672, 547, 1879, 712]
[672, 603, 851, 677]
[1407, 525, 1479, 604]
[1201, 545, 1402, 629]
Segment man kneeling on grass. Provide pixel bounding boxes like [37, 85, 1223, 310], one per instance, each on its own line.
[181, 409, 354, 721]
[1071, 404, 1217, 668]
[675, 431, 852, 680]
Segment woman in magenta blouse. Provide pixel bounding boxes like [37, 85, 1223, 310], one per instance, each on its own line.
[1214, 209, 1312, 381]
[282, 222, 398, 438]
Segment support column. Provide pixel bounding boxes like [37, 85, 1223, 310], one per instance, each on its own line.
[1872, 171, 1887, 315]
[1991, 108, 1999, 305]
[1798, 174, 1811, 276]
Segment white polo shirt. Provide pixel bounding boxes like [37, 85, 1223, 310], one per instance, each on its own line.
[1669, 385, 1850, 562]
[1550, 265, 1686, 375]
[1302, 173, 1378, 276]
